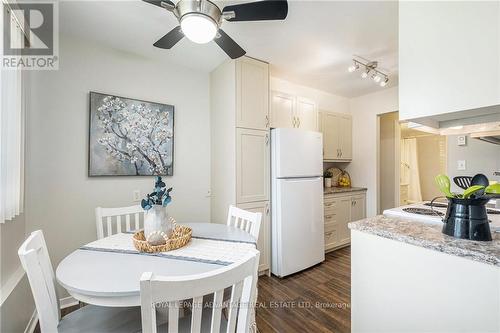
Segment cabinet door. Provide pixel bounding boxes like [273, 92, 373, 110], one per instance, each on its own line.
[351, 194, 366, 222]
[236, 128, 270, 203]
[237, 201, 270, 274]
[270, 91, 295, 128]
[339, 115, 352, 160]
[337, 197, 352, 244]
[236, 57, 269, 130]
[296, 97, 317, 131]
[322, 112, 341, 160]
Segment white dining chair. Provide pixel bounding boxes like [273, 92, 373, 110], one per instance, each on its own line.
[140, 250, 260, 333]
[226, 206, 262, 240]
[95, 205, 144, 239]
[18, 230, 142, 333]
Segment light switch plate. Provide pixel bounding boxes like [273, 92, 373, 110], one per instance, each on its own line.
[457, 160, 466, 171]
[457, 135, 467, 146]
[133, 190, 141, 202]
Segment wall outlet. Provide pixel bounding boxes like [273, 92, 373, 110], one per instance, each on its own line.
[457, 160, 466, 171]
[457, 135, 467, 146]
[133, 190, 141, 202]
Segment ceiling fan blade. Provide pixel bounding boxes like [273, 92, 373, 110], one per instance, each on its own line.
[142, 0, 175, 10]
[214, 29, 246, 59]
[153, 26, 184, 49]
[222, 0, 288, 22]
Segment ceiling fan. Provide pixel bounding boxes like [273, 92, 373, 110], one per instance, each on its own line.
[143, 0, 288, 59]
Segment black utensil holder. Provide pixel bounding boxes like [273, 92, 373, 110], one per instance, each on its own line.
[442, 197, 492, 241]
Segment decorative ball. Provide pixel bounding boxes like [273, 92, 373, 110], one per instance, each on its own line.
[146, 231, 167, 246]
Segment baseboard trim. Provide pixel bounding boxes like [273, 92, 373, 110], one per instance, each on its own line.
[24, 310, 38, 333]
[0, 266, 25, 306]
[60, 296, 79, 309]
[23, 296, 79, 333]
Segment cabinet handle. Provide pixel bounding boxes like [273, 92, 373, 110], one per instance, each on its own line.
[266, 203, 270, 215]
[297, 117, 301, 128]
[265, 115, 269, 128]
[325, 203, 334, 207]
[340, 150, 343, 157]
[292, 117, 296, 128]
[265, 134, 269, 145]
[325, 231, 333, 236]
[325, 214, 335, 219]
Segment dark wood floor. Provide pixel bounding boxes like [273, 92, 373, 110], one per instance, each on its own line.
[37, 247, 350, 333]
[256, 246, 351, 333]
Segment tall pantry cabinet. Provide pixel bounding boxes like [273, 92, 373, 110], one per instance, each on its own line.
[210, 56, 271, 274]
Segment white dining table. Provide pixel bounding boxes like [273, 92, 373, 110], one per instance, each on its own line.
[56, 223, 256, 307]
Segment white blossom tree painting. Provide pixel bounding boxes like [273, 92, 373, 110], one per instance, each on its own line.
[89, 92, 174, 176]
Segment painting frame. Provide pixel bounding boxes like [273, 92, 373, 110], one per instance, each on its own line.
[88, 91, 175, 177]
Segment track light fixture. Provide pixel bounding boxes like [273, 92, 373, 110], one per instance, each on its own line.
[348, 58, 389, 87]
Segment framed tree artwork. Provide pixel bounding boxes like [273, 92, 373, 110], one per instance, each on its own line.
[88, 92, 174, 176]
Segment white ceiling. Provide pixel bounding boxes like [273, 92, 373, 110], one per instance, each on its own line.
[60, 0, 398, 98]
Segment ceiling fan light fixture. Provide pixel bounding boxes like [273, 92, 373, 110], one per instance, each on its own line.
[180, 13, 218, 44]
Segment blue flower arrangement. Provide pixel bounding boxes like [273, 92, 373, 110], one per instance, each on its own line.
[141, 176, 173, 211]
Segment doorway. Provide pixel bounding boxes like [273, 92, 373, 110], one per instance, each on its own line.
[378, 112, 447, 213]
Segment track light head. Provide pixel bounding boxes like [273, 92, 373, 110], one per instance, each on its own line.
[380, 77, 389, 87]
[361, 68, 370, 78]
[348, 62, 359, 73]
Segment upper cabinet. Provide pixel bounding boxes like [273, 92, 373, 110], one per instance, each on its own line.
[270, 91, 317, 131]
[236, 58, 270, 130]
[399, 1, 500, 123]
[320, 111, 352, 161]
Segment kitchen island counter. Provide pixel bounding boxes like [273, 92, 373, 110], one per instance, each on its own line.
[349, 215, 500, 266]
[349, 215, 500, 333]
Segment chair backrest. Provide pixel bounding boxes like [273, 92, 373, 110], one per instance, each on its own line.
[95, 205, 145, 239]
[140, 250, 260, 333]
[226, 205, 262, 240]
[18, 230, 60, 333]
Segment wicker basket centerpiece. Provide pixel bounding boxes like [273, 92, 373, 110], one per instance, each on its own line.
[133, 221, 192, 253]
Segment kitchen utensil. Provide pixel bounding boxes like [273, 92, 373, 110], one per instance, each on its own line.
[471, 173, 489, 196]
[453, 176, 472, 190]
[442, 196, 492, 241]
[435, 174, 454, 198]
[485, 183, 500, 194]
[462, 185, 485, 199]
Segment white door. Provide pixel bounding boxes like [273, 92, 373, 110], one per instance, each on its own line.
[237, 201, 270, 274]
[270, 91, 295, 129]
[273, 177, 324, 277]
[271, 128, 323, 178]
[236, 57, 269, 130]
[296, 97, 317, 131]
[236, 128, 270, 203]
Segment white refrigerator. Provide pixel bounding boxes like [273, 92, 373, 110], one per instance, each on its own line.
[271, 128, 325, 277]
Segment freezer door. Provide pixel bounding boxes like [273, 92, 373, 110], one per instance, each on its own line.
[273, 177, 324, 277]
[272, 128, 323, 178]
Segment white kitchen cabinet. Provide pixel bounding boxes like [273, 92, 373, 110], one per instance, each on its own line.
[236, 57, 269, 130]
[210, 56, 270, 224]
[236, 129, 270, 203]
[270, 91, 317, 131]
[399, 1, 500, 123]
[270, 91, 295, 129]
[237, 201, 270, 274]
[324, 191, 366, 251]
[321, 111, 352, 161]
[295, 97, 317, 131]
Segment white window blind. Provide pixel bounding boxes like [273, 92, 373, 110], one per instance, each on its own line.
[0, 8, 25, 223]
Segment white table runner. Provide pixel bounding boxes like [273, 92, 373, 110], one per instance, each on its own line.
[81, 232, 256, 266]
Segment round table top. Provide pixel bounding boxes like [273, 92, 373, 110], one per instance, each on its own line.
[56, 223, 255, 307]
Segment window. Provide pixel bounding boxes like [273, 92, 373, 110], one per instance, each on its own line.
[0, 5, 25, 223]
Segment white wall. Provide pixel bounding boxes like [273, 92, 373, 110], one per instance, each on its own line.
[26, 36, 211, 295]
[399, 1, 500, 121]
[347, 87, 399, 217]
[379, 112, 399, 212]
[270, 77, 349, 113]
[447, 135, 500, 192]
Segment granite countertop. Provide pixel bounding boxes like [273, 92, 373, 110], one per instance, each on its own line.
[349, 215, 500, 267]
[324, 186, 367, 195]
